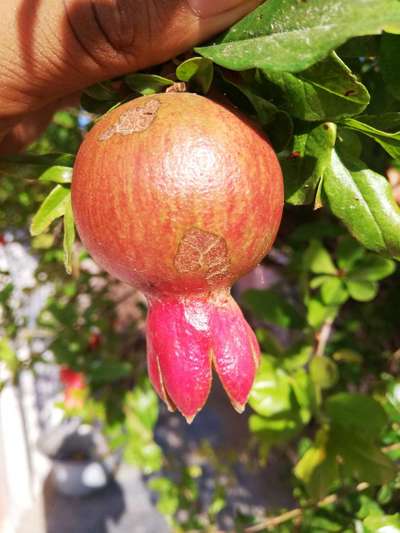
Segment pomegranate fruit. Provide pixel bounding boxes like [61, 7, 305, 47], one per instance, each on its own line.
[72, 92, 283, 422]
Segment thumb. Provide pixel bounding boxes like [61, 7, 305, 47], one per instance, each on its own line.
[186, 0, 260, 18]
[0, 0, 261, 124]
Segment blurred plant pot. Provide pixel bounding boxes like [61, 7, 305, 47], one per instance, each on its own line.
[37, 419, 120, 497]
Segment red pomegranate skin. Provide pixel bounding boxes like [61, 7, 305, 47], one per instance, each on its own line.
[72, 92, 284, 422]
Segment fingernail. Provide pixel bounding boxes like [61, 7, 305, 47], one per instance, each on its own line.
[187, 0, 251, 18]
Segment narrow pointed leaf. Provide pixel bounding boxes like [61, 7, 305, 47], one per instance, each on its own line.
[39, 166, 73, 184]
[63, 197, 76, 274]
[341, 116, 400, 158]
[30, 185, 70, 236]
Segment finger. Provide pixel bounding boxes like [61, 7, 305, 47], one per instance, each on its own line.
[0, 0, 261, 127]
[0, 93, 81, 155]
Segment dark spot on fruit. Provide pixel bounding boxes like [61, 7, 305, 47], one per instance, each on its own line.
[174, 228, 230, 283]
[345, 89, 356, 97]
[99, 99, 160, 141]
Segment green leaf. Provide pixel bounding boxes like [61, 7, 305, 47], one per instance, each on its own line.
[323, 151, 400, 259]
[304, 240, 337, 274]
[83, 81, 119, 101]
[336, 128, 363, 159]
[219, 72, 293, 151]
[310, 357, 339, 389]
[320, 277, 349, 306]
[282, 122, 337, 205]
[349, 254, 396, 280]
[63, 197, 75, 275]
[332, 430, 395, 486]
[30, 185, 70, 236]
[307, 296, 338, 329]
[124, 73, 173, 95]
[282, 344, 313, 371]
[262, 53, 370, 122]
[176, 57, 214, 93]
[0, 338, 19, 374]
[357, 494, 385, 519]
[336, 236, 365, 270]
[310, 275, 332, 289]
[294, 429, 338, 500]
[332, 349, 363, 364]
[326, 393, 387, 435]
[196, 0, 400, 73]
[242, 289, 303, 328]
[345, 279, 378, 301]
[340, 116, 400, 159]
[354, 112, 400, 131]
[39, 166, 73, 184]
[380, 33, 400, 101]
[249, 413, 298, 434]
[290, 368, 315, 424]
[364, 514, 400, 533]
[249, 357, 292, 417]
[0, 153, 74, 180]
[80, 93, 121, 114]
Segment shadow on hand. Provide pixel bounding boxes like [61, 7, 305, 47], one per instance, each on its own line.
[16, 0, 183, 83]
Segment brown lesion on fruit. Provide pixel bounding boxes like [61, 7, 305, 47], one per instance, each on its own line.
[174, 228, 231, 283]
[98, 99, 160, 141]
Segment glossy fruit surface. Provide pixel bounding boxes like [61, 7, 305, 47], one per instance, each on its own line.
[72, 93, 283, 294]
[72, 92, 284, 421]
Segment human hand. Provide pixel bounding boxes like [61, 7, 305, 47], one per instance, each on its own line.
[0, 0, 261, 153]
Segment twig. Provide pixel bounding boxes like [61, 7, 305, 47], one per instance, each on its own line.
[245, 482, 370, 532]
[315, 317, 334, 357]
[245, 443, 400, 532]
[383, 442, 400, 454]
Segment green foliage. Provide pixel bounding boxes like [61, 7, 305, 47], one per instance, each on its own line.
[30, 185, 70, 236]
[125, 74, 174, 95]
[196, 0, 400, 71]
[176, 57, 214, 94]
[261, 52, 370, 122]
[324, 152, 400, 259]
[1, 3, 400, 531]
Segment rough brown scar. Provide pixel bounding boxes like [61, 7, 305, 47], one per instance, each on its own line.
[174, 228, 230, 283]
[99, 99, 160, 141]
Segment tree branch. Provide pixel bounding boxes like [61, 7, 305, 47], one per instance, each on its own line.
[245, 482, 369, 532]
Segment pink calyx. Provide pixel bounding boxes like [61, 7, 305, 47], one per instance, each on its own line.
[146, 290, 260, 423]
